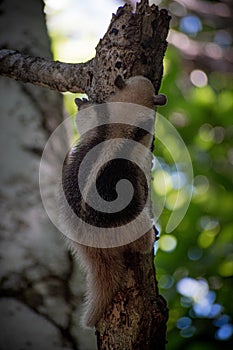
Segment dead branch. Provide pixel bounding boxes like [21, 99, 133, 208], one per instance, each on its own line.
[0, 49, 92, 93]
[0, 1, 170, 102]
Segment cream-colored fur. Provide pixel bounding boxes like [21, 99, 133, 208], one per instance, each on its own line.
[62, 76, 163, 327]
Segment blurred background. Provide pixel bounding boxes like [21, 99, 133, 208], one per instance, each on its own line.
[44, 0, 233, 349]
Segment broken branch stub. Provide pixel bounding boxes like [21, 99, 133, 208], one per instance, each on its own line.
[88, 0, 171, 102]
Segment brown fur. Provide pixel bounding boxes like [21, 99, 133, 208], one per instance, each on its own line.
[69, 229, 154, 327]
[64, 76, 162, 327]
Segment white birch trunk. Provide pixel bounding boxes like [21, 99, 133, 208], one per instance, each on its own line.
[0, 1, 96, 349]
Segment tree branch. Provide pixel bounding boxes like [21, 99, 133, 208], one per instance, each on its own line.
[0, 1, 170, 102]
[0, 49, 92, 93]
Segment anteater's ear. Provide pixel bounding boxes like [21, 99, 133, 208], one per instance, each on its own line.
[114, 75, 126, 90]
[153, 94, 167, 106]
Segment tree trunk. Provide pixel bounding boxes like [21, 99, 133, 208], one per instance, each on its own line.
[96, 251, 168, 349]
[0, 1, 96, 349]
[0, 0, 170, 349]
[92, 2, 170, 348]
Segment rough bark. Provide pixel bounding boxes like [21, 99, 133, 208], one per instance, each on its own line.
[91, 1, 170, 348]
[0, 1, 170, 100]
[0, 1, 97, 349]
[96, 251, 168, 350]
[0, 49, 90, 93]
[0, 0, 170, 349]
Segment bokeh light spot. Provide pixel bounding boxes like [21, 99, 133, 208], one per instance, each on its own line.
[180, 15, 202, 36]
[214, 314, 230, 327]
[177, 278, 208, 302]
[218, 260, 233, 277]
[215, 324, 233, 340]
[199, 216, 219, 231]
[166, 188, 189, 210]
[159, 274, 174, 289]
[188, 246, 203, 261]
[214, 30, 232, 47]
[153, 170, 172, 196]
[180, 326, 196, 338]
[193, 175, 209, 197]
[176, 317, 192, 329]
[190, 69, 208, 87]
[159, 234, 177, 252]
[199, 124, 214, 143]
[170, 112, 188, 127]
[170, 171, 187, 190]
[198, 231, 215, 248]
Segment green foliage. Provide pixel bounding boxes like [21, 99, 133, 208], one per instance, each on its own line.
[45, 0, 233, 347]
[154, 42, 233, 350]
